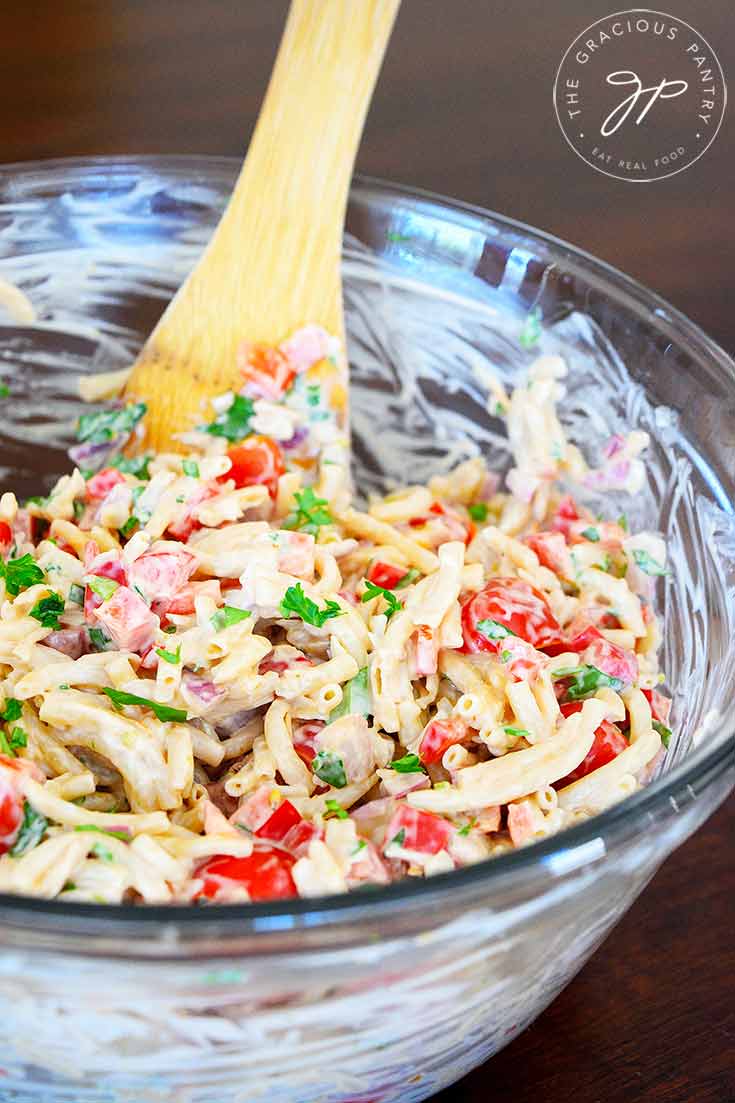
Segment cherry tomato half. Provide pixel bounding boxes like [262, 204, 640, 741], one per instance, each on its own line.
[559, 701, 628, 782]
[218, 435, 285, 499]
[461, 577, 562, 652]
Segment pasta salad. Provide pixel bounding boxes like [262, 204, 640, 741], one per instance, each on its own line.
[0, 327, 672, 904]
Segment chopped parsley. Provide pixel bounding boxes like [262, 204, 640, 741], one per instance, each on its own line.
[9, 802, 47, 857]
[91, 841, 115, 863]
[312, 749, 347, 789]
[77, 402, 146, 445]
[110, 453, 151, 480]
[73, 824, 131, 842]
[477, 618, 517, 641]
[306, 383, 321, 407]
[468, 502, 488, 522]
[553, 664, 624, 701]
[361, 579, 402, 620]
[0, 553, 45, 597]
[457, 818, 477, 837]
[393, 568, 421, 590]
[0, 727, 26, 757]
[503, 725, 530, 738]
[280, 583, 342, 628]
[390, 828, 406, 847]
[500, 650, 512, 662]
[119, 516, 139, 539]
[617, 514, 629, 532]
[0, 698, 22, 724]
[155, 644, 181, 665]
[102, 687, 187, 723]
[68, 582, 85, 606]
[331, 667, 371, 720]
[0, 382, 9, 399]
[182, 459, 200, 478]
[652, 720, 672, 748]
[162, 624, 177, 634]
[632, 548, 668, 577]
[581, 526, 600, 542]
[519, 306, 542, 349]
[390, 752, 426, 774]
[86, 576, 119, 602]
[283, 487, 334, 535]
[324, 798, 348, 820]
[210, 606, 251, 632]
[29, 592, 65, 629]
[201, 394, 255, 442]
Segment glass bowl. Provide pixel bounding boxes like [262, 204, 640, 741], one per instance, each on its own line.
[0, 157, 732, 1103]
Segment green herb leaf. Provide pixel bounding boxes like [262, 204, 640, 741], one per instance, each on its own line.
[503, 725, 530, 738]
[280, 583, 343, 628]
[0, 698, 22, 724]
[30, 592, 65, 629]
[68, 582, 85, 606]
[306, 383, 321, 407]
[632, 548, 668, 577]
[77, 402, 147, 445]
[477, 618, 517, 641]
[393, 568, 421, 590]
[9, 727, 27, 750]
[155, 644, 181, 665]
[110, 453, 151, 480]
[312, 749, 347, 789]
[119, 516, 139, 539]
[88, 626, 114, 652]
[91, 841, 115, 862]
[390, 752, 426, 774]
[0, 553, 45, 597]
[73, 824, 131, 842]
[519, 306, 542, 349]
[552, 664, 624, 701]
[102, 687, 188, 723]
[0, 383, 9, 399]
[617, 514, 629, 532]
[390, 828, 406, 847]
[652, 719, 672, 748]
[163, 624, 177, 634]
[500, 650, 511, 662]
[210, 606, 251, 632]
[283, 486, 334, 535]
[468, 502, 488, 522]
[581, 526, 600, 542]
[201, 394, 255, 442]
[9, 801, 47, 857]
[87, 576, 119, 602]
[457, 818, 477, 837]
[324, 798, 348, 820]
[182, 459, 200, 478]
[361, 579, 402, 620]
[331, 667, 371, 720]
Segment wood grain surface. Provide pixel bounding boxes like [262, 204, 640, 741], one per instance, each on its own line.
[0, 3, 732, 1100]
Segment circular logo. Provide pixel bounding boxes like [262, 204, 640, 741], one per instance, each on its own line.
[553, 9, 726, 181]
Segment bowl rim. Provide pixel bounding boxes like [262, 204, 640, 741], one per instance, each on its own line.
[0, 154, 732, 948]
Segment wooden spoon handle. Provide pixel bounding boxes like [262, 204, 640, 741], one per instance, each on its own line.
[125, 0, 399, 451]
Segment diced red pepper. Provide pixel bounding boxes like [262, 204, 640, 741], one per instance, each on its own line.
[0, 758, 25, 855]
[255, 799, 302, 842]
[549, 495, 581, 538]
[418, 717, 469, 765]
[85, 467, 126, 502]
[195, 849, 297, 901]
[292, 720, 324, 766]
[385, 805, 453, 855]
[218, 436, 286, 500]
[0, 521, 12, 551]
[643, 688, 671, 724]
[84, 555, 128, 619]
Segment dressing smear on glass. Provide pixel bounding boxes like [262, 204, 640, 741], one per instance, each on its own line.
[0, 314, 676, 905]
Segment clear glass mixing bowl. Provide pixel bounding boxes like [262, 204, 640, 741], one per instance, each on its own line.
[0, 157, 732, 1103]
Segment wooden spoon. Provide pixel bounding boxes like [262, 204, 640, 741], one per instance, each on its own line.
[123, 0, 400, 453]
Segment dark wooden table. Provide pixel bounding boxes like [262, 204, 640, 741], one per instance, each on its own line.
[1, 3, 733, 1100]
